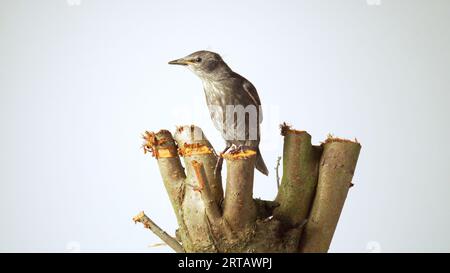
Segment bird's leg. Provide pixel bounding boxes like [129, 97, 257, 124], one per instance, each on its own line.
[214, 144, 231, 178]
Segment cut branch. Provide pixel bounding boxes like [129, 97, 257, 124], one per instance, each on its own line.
[133, 211, 184, 253]
[142, 130, 186, 224]
[173, 125, 223, 252]
[222, 149, 257, 231]
[174, 125, 223, 205]
[274, 124, 322, 227]
[299, 137, 361, 253]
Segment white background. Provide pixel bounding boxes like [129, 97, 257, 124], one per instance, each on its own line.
[1, 0, 449, 252]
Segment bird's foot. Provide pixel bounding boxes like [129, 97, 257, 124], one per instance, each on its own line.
[228, 144, 253, 154]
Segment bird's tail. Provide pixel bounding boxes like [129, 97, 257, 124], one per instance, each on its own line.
[255, 147, 269, 176]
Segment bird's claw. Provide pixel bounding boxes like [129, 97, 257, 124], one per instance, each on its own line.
[228, 144, 252, 154]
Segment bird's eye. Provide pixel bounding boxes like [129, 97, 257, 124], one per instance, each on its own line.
[195, 57, 202, 63]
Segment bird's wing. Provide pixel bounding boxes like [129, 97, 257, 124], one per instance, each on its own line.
[242, 79, 263, 122]
[224, 78, 262, 146]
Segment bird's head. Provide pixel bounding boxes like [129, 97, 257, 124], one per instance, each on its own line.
[168, 50, 229, 79]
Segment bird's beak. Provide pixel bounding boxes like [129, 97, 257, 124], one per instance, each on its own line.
[168, 58, 193, 66]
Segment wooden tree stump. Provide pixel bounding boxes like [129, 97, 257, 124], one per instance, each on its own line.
[134, 123, 361, 253]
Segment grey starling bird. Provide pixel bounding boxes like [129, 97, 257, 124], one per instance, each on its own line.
[169, 50, 269, 176]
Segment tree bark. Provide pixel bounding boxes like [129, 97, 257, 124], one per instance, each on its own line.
[133, 211, 184, 253]
[222, 150, 257, 231]
[299, 138, 361, 252]
[273, 124, 322, 228]
[136, 123, 361, 253]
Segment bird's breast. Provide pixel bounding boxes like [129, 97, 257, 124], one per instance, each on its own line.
[203, 80, 227, 107]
